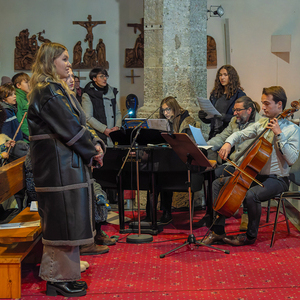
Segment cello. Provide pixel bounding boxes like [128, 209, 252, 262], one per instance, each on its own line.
[213, 101, 300, 218]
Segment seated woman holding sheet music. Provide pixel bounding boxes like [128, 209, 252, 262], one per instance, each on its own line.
[199, 65, 245, 140]
[146, 96, 202, 225]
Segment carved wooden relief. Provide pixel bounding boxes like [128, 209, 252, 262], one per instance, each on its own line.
[207, 35, 217, 67]
[125, 18, 144, 68]
[72, 15, 108, 69]
[14, 29, 51, 70]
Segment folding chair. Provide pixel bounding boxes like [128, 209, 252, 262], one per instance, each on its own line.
[270, 155, 300, 247]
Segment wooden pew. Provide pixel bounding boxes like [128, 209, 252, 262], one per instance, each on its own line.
[0, 156, 42, 299]
[0, 156, 26, 205]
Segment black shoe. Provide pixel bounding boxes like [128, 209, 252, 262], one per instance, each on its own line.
[46, 281, 86, 297]
[158, 212, 173, 225]
[72, 281, 88, 289]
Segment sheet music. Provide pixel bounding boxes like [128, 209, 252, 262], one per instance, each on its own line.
[147, 119, 170, 131]
[198, 97, 221, 119]
[189, 125, 212, 150]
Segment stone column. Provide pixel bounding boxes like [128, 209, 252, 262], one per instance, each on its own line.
[141, 0, 207, 120]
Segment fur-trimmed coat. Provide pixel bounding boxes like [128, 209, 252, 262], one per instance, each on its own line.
[28, 81, 105, 246]
[170, 110, 199, 139]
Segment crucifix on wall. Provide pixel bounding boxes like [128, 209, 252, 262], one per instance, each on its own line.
[73, 15, 106, 50]
[72, 15, 109, 69]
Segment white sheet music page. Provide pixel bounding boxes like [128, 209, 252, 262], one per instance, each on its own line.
[147, 119, 170, 131]
[197, 97, 221, 119]
[189, 125, 212, 150]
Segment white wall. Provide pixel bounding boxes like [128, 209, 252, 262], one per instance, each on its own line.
[207, 0, 300, 117]
[0, 0, 143, 114]
[1, 1, 300, 116]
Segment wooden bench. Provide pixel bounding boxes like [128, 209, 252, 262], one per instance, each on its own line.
[0, 156, 42, 299]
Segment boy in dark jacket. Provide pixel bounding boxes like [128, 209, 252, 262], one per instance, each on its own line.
[0, 83, 23, 141]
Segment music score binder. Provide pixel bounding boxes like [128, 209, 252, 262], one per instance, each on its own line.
[110, 128, 166, 146]
[161, 133, 213, 168]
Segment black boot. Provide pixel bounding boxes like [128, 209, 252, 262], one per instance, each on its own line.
[158, 211, 173, 225]
[142, 191, 153, 222]
[46, 281, 87, 297]
[72, 281, 88, 289]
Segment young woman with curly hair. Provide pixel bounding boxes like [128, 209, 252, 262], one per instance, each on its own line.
[199, 65, 246, 140]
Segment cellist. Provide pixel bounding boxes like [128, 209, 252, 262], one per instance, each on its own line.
[195, 96, 262, 230]
[202, 86, 300, 246]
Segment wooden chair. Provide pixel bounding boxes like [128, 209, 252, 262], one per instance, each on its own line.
[269, 156, 300, 247]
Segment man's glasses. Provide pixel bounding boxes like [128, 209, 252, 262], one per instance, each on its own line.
[162, 107, 172, 113]
[232, 108, 246, 112]
[98, 75, 109, 79]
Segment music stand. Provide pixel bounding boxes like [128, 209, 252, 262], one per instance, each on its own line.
[159, 133, 230, 258]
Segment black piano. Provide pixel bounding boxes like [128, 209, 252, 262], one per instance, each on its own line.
[93, 144, 214, 234]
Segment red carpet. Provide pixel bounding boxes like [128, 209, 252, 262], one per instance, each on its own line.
[19, 207, 300, 299]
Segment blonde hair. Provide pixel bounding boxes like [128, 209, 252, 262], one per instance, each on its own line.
[28, 42, 70, 101]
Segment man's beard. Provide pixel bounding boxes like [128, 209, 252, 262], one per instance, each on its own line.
[236, 116, 247, 124]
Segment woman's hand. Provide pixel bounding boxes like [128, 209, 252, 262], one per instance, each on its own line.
[111, 126, 119, 132]
[93, 144, 104, 167]
[104, 128, 112, 137]
[95, 144, 103, 153]
[93, 153, 104, 167]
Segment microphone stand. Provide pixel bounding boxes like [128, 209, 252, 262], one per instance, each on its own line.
[117, 106, 160, 243]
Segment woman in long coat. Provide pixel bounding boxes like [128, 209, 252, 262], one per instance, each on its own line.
[27, 42, 105, 297]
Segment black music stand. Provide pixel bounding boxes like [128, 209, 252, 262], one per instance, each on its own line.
[159, 133, 230, 258]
